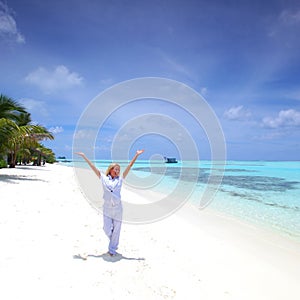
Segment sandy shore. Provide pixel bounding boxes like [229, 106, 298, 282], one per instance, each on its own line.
[0, 163, 300, 300]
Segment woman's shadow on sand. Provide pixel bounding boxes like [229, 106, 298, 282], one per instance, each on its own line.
[73, 252, 145, 263]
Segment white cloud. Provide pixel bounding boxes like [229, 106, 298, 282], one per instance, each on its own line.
[25, 65, 83, 93]
[223, 105, 251, 121]
[49, 126, 64, 135]
[20, 98, 48, 117]
[73, 129, 98, 140]
[200, 87, 208, 96]
[256, 131, 285, 140]
[269, 8, 300, 40]
[262, 109, 300, 128]
[159, 50, 193, 79]
[0, 1, 25, 43]
[279, 9, 300, 25]
[165, 56, 190, 76]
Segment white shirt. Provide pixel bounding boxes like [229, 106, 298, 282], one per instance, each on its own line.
[101, 173, 123, 207]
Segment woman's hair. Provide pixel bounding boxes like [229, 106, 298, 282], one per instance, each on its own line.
[105, 163, 121, 176]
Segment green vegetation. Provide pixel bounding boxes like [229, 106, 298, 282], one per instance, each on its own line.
[0, 94, 56, 168]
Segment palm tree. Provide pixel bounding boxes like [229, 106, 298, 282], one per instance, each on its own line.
[6, 124, 54, 168]
[0, 118, 18, 166]
[0, 118, 18, 144]
[30, 144, 56, 165]
[26, 125, 55, 166]
[0, 94, 26, 148]
[0, 94, 27, 121]
[17, 112, 32, 126]
[0, 94, 55, 167]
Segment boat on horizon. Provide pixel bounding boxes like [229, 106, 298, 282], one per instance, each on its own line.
[164, 157, 178, 163]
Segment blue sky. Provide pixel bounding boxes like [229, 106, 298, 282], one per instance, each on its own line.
[1, 0, 300, 160]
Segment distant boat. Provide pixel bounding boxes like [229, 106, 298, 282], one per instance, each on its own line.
[164, 157, 178, 163]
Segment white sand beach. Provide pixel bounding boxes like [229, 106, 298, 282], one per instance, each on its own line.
[0, 163, 300, 300]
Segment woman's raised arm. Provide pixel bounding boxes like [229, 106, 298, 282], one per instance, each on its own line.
[123, 149, 145, 179]
[75, 152, 101, 178]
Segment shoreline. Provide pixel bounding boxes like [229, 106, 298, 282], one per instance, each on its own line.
[123, 172, 300, 244]
[70, 159, 300, 243]
[1, 163, 300, 299]
[124, 181, 300, 254]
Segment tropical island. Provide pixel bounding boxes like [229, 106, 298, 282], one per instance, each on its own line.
[0, 94, 56, 168]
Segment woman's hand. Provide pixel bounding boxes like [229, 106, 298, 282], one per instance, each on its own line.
[136, 149, 145, 156]
[75, 152, 85, 157]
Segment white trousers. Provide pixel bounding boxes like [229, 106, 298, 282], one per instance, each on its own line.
[103, 205, 123, 255]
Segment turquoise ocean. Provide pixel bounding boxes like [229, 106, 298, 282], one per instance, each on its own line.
[69, 159, 300, 241]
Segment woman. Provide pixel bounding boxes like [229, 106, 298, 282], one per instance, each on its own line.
[75, 150, 144, 256]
